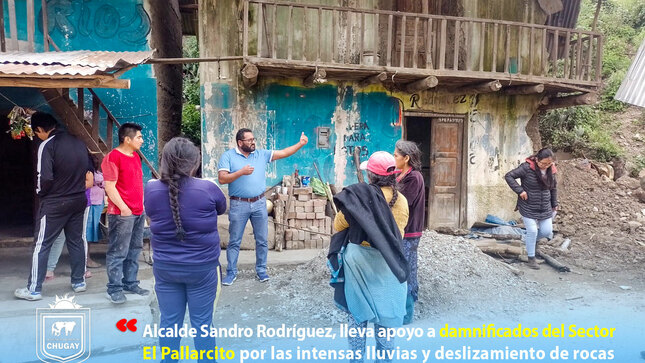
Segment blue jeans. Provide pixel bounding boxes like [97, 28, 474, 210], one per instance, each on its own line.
[522, 217, 553, 257]
[106, 214, 145, 294]
[154, 262, 220, 363]
[226, 198, 268, 276]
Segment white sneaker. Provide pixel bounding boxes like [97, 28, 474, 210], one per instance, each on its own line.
[72, 282, 87, 293]
[15, 288, 42, 301]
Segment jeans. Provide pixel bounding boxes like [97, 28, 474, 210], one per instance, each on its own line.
[154, 262, 220, 363]
[226, 198, 268, 276]
[347, 313, 394, 363]
[47, 231, 66, 272]
[522, 217, 553, 257]
[106, 214, 145, 294]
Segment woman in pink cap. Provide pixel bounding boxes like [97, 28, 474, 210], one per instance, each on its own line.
[329, 151, 409, 363]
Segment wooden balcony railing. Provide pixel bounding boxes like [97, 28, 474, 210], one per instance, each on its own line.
[0, 0, 52, 52]
[242, 0, 603, 87]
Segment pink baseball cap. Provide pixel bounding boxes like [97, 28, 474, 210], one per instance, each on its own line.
[359, 151, 401, 176]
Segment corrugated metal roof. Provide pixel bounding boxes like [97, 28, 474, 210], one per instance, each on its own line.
[0, 50, 153, 76]
[615, 40, 645, 108]
[546, 0, 581, 29]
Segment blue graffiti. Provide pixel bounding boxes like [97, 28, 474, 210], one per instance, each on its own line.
[41, 0, 151, 46]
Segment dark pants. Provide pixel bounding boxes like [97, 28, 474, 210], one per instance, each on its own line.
[402, 237, 420, 325]
[154, 262, 220, 363]
[106, 214, 145, 294]
[28, 194, 87, 293]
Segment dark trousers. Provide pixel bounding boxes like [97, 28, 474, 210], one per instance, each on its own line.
[28, 194, 87, 293]
[154, 262, 220, 363]
[106, 214, 145, 294]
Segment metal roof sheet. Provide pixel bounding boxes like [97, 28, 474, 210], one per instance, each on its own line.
[615, 40, 645, 108]
[0, 50, 153, 76]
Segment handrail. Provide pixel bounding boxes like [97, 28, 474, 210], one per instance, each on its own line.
[243, 0, 603, 85]
[87, 88, 160, 179]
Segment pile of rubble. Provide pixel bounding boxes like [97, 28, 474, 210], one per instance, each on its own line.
[551, 159, 645, 271]
[266, 231, 543, 326]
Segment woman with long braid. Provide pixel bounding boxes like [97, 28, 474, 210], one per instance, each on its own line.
[144, 137, 226, 362]
[331, 151, 409, 363]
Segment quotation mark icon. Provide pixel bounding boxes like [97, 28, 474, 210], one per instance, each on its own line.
[116, 318, 137, 332]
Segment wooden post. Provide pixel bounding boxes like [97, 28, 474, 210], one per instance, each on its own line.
[8, 0, 18, 50]
[287, 5, 293, 60]
[0, 0, 5, 52]
[504, 24, 511, 73]
[358, 72, 387, 88]
[575, 31, 583, 79]
[92, 94, 99, 142]
[41, 0, 48, 51]
[517, 25, 522, 73]
[303, 68, 326, 87]
[595, 35, 603, 82]
[399, 15, 406, 67]
[426, 18, 433, 69]
[540, 28, 547, 76]
[359, 12, 364, 64]
[466, 21, 472, 71]
[439, 19, 447, 69]
[243, 0, 249, 56]
[552, 29, 559, 77]
[453, 20, 460, 70]
[412, 17, 419, 68]
[241, 63, 259, 87]
[479, 22, 485, 71]
[257, 3, 264, 57]
[586, 36, 593, 81]
[346, 10, 351, 63]
[528, 26, 534, 75]
[272, 4, 278, 59]
[317, 7, 322, 62]
[302, 6, 307, 61]
[331, 9, 336, 63]
[77, 88, 84, 125]
[405, 76, 438, 93]
[504, 84, 544, 95]
[540, 93, 598, 110]
[452, 80, 501, 94]
[387, 14, 393, 66]
[27, 0, 34, 52]
[492, 23, 498, 72]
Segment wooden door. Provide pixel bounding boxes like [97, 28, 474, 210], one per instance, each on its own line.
[428, 116, 464, 228]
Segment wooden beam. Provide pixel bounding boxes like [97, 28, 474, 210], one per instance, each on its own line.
[358, 72, 386, 88]
[303, 68, 327, 87]
[404, 76, 438, 93]
[451, 80, 501, 94]
[504, 84, 545, 95]
[540, 93, 597, 110]
[241, 63, 259, 87]
[0, 77, 130, 89]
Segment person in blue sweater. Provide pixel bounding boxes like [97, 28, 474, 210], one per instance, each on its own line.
[144, 137, 226, 362]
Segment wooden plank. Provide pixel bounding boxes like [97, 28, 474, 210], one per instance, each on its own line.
[439, 19, 446, 69]
[27, 0, 35, 52]
[595, 35, 603, 82]
[92, 94, 99, 142]
[563, 30, 570, 78]
[41, 0, 48, 51]
[0, 77, 130, 89]
[405, 76, 438, 92]
[302, 6, 307, 61]
[272, 4, 278, 59]
[359, 12, 364, 64]
[585, 35, 593, 81]
[479, 22, 485, 71]
[551, 29, 559, 77]
[517, 24, 522, 74]
[528, 26, 534, 75]
[373, 13, 379, 66]
[358, 71, 387, 87]
[387, 14, 393, 66]
[541, 28, 547, 76]
[504, 84, 544, 95]
[399, 15, 406, 67]
[257, 3, 263, 57]
[317, 7, 322, 61]
[346, 10, 351, 63]
[77, 88, 84, 125]
[504, 24, 510, 73]
[492, 23, 498, 72]
[243, 0, 249, 56]
[466, 21, 472, 71]
[106, 117, 113, 150]
[453, 20, 460, 70]
[331, 9, 336, 63]
[8, 0, 18, 50]
[412, 17, 419, 68]
[287, 5, 293, 60]
[575, 31, 583, 79]
[0, 0, 5, 52]
[426, 18, 433, 69]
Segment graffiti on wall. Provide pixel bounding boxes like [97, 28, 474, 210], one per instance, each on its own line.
[40, 0, 151, 46]
[341, 121, 370, 157]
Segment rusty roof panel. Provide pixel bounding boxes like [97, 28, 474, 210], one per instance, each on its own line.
[0, 50, 153, 76]
[615, 40, 645, 108]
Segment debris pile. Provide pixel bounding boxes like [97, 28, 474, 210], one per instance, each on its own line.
[266, 231, 543, 325]
[548, 159, 645, 271]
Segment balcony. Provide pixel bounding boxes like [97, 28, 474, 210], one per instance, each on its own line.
[242, 0, 602, 94]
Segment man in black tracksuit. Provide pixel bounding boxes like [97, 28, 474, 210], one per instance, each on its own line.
[14, 112, 92, 301]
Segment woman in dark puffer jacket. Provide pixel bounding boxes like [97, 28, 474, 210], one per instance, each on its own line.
[505, 148, 558, 269]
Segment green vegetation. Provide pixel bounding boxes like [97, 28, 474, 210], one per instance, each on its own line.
[540, 0, 644, 162]
[182, 36, 201, 145]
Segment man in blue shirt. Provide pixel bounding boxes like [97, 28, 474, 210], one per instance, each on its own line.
[218, 128, 308, 285]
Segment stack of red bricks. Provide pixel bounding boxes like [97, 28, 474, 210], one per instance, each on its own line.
[277, 187, 332, 249]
